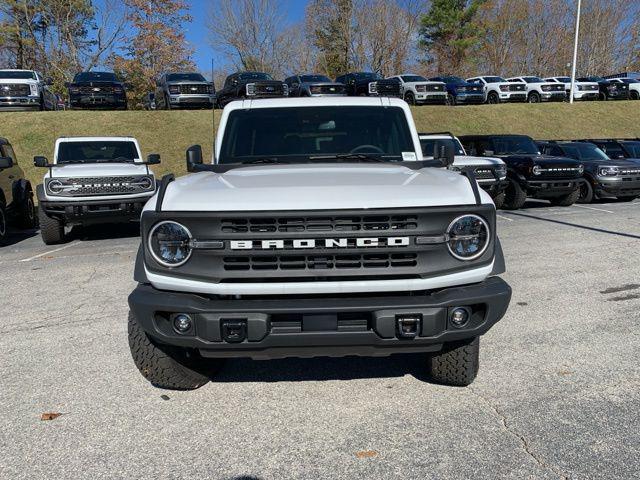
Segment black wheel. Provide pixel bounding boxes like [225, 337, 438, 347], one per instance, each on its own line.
[17, 189, 36, 229]
[404, 92, 416, 105]
[502, 178, 527, 210]
[528, 92, 541, 103]
[38, 204, 64, 244]
[630, 91, 639, 100]
[446, 93, 456, 106]
[492, 191, 506, 209]
[0, 201, 7, 246]
[427, 337, 480, 387]
[550, 188, 580, 206]
[599, 92, 608, 101]
[487, 92, 499, 104]
[128, 311, 223, 390]
[616, 195, 637, 202]
[578, 180, 594, 204]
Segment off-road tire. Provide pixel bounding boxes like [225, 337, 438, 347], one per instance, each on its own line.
[405, 92, 416, 105]
[446, 93, 456, 106]
[578, 179, 594, 204]
[487, 92, 499, 104]
[528, 92, 541, 103]
[502, 178, 527, 210]
[38, 204, 64, 244]
[630, 91, 639, 100]
[17, 190, 36, 229]
[492, 191, 506, 209]
[128, 311, 222, 390]
[550, 188, 580, 206]
[0, 202, 7, 245]
[616, 195, 637, 202]
[427, 337, 480, 387]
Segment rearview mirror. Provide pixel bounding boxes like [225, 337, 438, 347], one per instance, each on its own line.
[186, 145, 204, 172]
[0, 157, 13, 169]
[433, 140, 455, 168]
[146, 153, 161, 165]
[34, 156, 49, 168]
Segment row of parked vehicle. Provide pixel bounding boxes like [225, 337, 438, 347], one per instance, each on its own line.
[2, 68, 639, 112]
[1, 130, 638, 246]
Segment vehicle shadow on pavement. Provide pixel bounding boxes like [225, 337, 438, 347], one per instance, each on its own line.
[215, 354, 430, 383]
[3, 228, 39, 247]
[508, 211, 640, 239]
[68, 223, 140, 242]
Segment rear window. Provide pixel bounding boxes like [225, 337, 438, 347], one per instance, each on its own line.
[300, 75, 331, 83]
[57, 141, 139, 164]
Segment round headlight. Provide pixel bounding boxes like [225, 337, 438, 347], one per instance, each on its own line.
[599, 166, 619, 177]
[446, 215, 490, 261]
[139, 176, 154, 190]
[148, 221, 192, 267]
[532, 165, 542, 175]
[47, 179, 64, 194]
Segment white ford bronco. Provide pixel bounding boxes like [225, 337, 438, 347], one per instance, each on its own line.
[34, 137, 160, 244]
[127, 97, 512, 390]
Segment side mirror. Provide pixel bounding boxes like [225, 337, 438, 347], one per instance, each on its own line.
[186, 145, 204, 172]
[34, 156, 49, 168]
[0, 157, 13, 169]
[146, 153, 161, 165]
[433, 139, 455, 168]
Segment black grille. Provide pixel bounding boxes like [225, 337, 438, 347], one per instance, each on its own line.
[536, 167, 582, 179]
[508, 84, 526, 91]
[221, 215, 419, 234]
[223, 253, 418, 271]
[474, 168, 497, 180]
[375, 82, 402, 96]
[424, 84, 445, 92]
[178, 84, 209, 94]
[255, 83, 285, 95]
[78, 85, 115, 94]
[50, 176, 153, 196]
[311, 85, 345, 95]
[0, 84, 30, 96]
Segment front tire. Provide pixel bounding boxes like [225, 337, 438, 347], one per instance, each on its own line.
[128, 311, 222, 390]
[446, 93, 456, 106]
[487, 92, 499, 104]
[528, 92, 541, 103]
[404, 92, 416, 105]
[38, 205, 65, 244]
[17, 190, 36, 229]
[492, 191, 506, 209]
[0, 202, 7, 246]
[502, 178, 527, 210]
[550, 188, 580, 206]
[630, 91, 639, 100]
[427, 337, 480, 387]
[578, 179, 594, 204]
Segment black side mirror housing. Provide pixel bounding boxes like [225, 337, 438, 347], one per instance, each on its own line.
[34, 156, 50, 168]
[433, 139, 455, 168]
[186, 145, 204, 172]
[0, 156, 13, 169]
[146, 153, 161, 165]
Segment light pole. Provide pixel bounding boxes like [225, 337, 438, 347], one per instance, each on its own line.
[569, 0, 582, 104]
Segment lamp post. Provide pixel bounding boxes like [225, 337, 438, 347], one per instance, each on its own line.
[569, 0, 582, 105]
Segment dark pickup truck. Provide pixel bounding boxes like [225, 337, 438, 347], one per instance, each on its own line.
[459, 135, 584, 209]
[215, 72, 288, 108]
[335, 72, 402, 97]
[537, 140, 640, 203]
[577, 76, 630, 101]
[67, 71, 128, 110]
[428, 76, 485, 105]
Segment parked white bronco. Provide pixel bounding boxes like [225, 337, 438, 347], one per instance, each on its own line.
[127, 97, 512, 390]
[34, 137, 159, 244]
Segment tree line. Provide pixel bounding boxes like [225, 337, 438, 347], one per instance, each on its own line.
[1, 0, 639, 107]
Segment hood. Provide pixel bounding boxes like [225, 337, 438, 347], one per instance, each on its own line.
[498, 154, 582, 166]
[153, 163, 486, 212]
[452, 156, 504, 167]
[581, 158, 640, 169]
[0, 78, 37, 85]
[302, 81, 344, 87]
[72, 80, 123, 85]
[47, 162, 151, 179]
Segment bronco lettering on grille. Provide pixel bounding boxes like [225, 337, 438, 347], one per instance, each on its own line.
[230, 237, 411, 250]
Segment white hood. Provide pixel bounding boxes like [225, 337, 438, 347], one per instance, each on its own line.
[46, 162, 151, 180]
[0, 78, 37, 86]
[453, 156, 504, 167]
[151, 163, 490, 212]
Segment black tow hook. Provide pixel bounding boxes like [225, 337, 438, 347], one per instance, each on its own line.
[396, 314, 422, 339]
[221, 319, 248, 343]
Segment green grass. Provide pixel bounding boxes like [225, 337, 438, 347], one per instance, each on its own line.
[3, 101, 639, 188]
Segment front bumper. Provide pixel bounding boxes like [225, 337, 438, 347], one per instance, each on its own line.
[573, 92, 598, 100]
[480, 179, 509, 195]
[70, 95, 127, 108]
[455, 92, 485, 104]
[128, 276, 512, 360]
[415, 93, 447, 105]
[40, 197, 150, 224]
[499, 92, 527, 102]
[524, 179, 582, 197]
[541, 92, 566, 102]
[169, 94, 214, 106]
[0, 95, 40, 109]
[596, 178, 640, 197]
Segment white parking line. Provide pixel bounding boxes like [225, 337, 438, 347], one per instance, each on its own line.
[497, 214, 514, 222]
[19, 241, 81, 262]
[573, 205, 614, 214]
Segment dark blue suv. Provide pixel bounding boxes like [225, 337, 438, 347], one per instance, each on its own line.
[429, 75, 485, 105]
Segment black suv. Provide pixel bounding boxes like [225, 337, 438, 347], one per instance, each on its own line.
[335, 72, 401, 97]
[0, 138, 36, 244]
[459, 135, 584, 209]
[579, 139, 640, 164]
[155, 72, 215, 109]
[215, 72, 288, 108]
[577, 76, 630, 101]
[284, 74, 346, 97]
[537, 140, 640, 203]
[66, 71, 128, 110]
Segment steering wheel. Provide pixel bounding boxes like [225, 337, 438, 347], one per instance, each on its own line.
[350, 144, 385, 154]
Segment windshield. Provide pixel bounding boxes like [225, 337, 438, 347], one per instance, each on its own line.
[238, 72, 273, 81]
[621, 79, 640, 84]
[73, 72, 118, 83]
[420, 138, 465, 157]
[492, 137, 540, 155]
[167, 73, 206, 82]
[558, 143, 609, 161]
[219, 106, 414, 164]
[354, 72, 381, 80]
[441, 76, 465, 83]
[595, 142, 626, 159]
[621, 142, 640, 158]
[57, 141, 139, 164]
[483, 76, 506, 83]
[401, 75, 427, 82]
[557, 77, 571, 82]
[0, 70, 36, 80]
[300, 75, 331, 83]
[523, 77, 544, 83]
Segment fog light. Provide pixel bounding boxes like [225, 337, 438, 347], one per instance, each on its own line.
[173, 314, 193, 333]
[450, 308, 470, 328]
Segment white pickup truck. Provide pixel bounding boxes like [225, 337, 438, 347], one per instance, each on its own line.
[506, 76, 566, 103]
[34, 137, 159, 244]
[0, 69, 58, 111]
[466, 76, 527, 104]
[386, 74, 447, 105]
[126, 97, 512, 390]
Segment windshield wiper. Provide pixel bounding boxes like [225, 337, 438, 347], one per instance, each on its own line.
[308, 154, 399, 163]
[241, 157, 282, 164]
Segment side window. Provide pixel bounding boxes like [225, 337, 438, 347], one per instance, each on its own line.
[224, 76, 234, 88]
[2, 144, 17, 163]
[550, 145, 564, 156]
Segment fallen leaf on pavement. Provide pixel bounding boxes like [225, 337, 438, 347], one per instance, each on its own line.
[355, 450, 378, 459]
[41, 412, 62, 421]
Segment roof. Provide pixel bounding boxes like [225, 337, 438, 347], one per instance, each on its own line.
[222, 96, 407, 110]
[55, 136, 137, 142]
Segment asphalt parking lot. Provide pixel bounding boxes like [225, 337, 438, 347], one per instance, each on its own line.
[1, 199, 639, 480]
